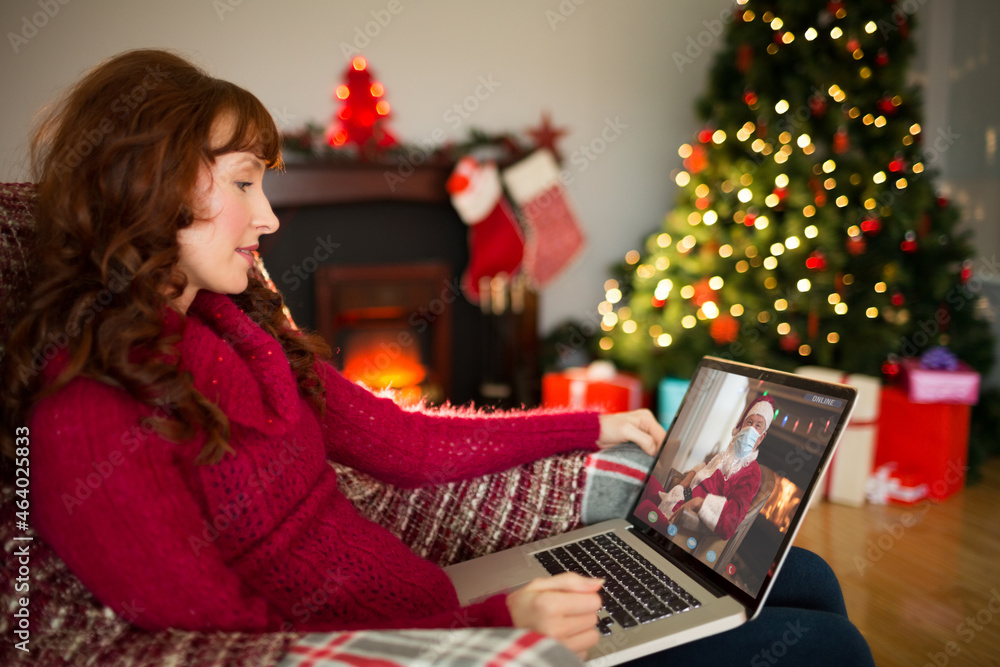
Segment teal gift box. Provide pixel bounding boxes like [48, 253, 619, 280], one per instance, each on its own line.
[657, 377, 691, 428]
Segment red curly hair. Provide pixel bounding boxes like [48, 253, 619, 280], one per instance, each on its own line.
[2, 49, 330, 466]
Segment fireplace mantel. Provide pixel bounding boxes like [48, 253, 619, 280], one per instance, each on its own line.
[264, 159, 451, 208]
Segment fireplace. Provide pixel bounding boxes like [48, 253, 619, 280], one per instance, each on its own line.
[260, 161, 539, 407]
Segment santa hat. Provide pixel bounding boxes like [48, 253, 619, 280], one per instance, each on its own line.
[737, 395, 776, 432]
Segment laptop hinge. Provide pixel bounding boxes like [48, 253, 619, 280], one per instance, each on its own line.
[627, 526, 728, 599]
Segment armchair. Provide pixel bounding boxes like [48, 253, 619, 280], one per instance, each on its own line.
[0, 183, 596, 666]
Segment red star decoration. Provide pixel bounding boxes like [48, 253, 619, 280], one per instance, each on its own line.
[527, 111, 569, 163]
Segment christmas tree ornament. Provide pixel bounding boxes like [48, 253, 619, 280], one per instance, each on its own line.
[447, 157, 525, 304]
[900, 230, 918, 253]
[889, 154, 907, 172]
[875, 49, 890, 67]
[809, 95, 828, 117]
[326, 56, 397, 155]
[846, 37, 860, 53]
[881, 359, 901, 378]
[526, 112, 569, 163]
[743, 212, 758, 227]
[891, 292, 905, 307]
[878, 97, 898, 116]
[710, 315, 740, 344]
[780, 331, 802, 353]
[691, 279, 717, 307]
[737, 43, 754, 73]
[960, 260, 973, 284]
[806, 250, 827, 270]
[827, 1, 845, 17]
[743, 90, 759, 107]
[846, 234, 867, 255]
[698, 128, 714, 144]
[684, 144, 708, 173]
[833, 127, 850, 154]
[502, 149, 586, 288]
[861, 216, 882, 235]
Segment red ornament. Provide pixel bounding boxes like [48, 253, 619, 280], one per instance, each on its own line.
[806, 250, 827, 271]
[773, 31, 787, 44]
[743, 90, 759, 107]
[652, 296, 666, 308]
[847, 38, 861, 53]
[698, 128, 714, 144]
[696, 196, 711, 210]
[691, 279, 717, 307]
[891, 292, 905, 307]
[960, 261, 973, 284]
[780, 331, 802, 353]
[527, 111, 569, 163]
[833, 127, 849, 154]
[710, 315, 740, 345]
[684, 144, 708, 174]
[737, 43, 754, 74]
[875, 49, 890, 67]
[814, 191, 827, 207]
[937, 196, 950, 208]
[877, 97, 898, 115]
[773, 187, 788, 202]
[743, 212, 757, 227]
[889, 156, 906, 172]
[900, 231, 918, 253]
[861, 216, 882, 235]
[327, 56, 397, 154]
[882, 360, 901, 378]
[846, 235, 867, 255]
[919, 213, 932, 237]
[809, 95, 828, 117]
[827, 1, 845, 16]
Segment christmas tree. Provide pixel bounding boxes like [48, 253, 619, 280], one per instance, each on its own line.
[326, 56, 397, 157]
[600, 0, 994, 387]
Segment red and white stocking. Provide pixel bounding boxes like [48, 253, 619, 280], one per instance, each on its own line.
[447, 157, 525, 304]
[502, 149, 586, 288]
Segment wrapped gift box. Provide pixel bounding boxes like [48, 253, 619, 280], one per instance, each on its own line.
[657, 377, 691, 427]
[866, 463, 929, 505]
[542, 361, 642, 413]
[874, 386, 969, 500]
[900, 357, 980, 405]
[796, 367, 881, 507]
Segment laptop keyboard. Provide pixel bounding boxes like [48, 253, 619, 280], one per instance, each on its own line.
[533, 532, 701, 635]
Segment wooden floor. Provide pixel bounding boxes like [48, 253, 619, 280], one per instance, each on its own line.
[794, 456, 1000, 667]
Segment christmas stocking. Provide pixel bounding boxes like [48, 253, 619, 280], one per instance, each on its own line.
[447, 156, 525, 304]
[502, 149, 586, 288]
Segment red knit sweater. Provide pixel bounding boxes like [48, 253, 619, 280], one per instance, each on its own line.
[29, 290, 600, 633]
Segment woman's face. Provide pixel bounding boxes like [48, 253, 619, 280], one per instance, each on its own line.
[174, 141, 279, 313]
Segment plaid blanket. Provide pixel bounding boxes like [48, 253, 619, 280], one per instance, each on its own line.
[278, 628, 581, 667]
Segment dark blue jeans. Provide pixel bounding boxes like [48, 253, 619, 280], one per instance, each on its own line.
[624, 547, 875, 666]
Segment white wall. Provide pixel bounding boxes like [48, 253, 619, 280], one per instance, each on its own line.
[2, 0, 994, 338]
[0, 0, 731, 333]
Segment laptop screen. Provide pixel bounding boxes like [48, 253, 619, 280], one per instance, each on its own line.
[628, 357, 855, 613]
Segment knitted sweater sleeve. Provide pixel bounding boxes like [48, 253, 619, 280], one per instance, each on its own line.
[317, 362, 601, 487]
[29, 379, 280, 633]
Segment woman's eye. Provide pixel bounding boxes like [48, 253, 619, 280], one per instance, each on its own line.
[237, 181, 253, 192]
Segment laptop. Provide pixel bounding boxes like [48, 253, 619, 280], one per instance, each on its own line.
[445, 356, 856, 665]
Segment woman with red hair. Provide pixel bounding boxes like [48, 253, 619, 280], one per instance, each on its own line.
[2, 49, 872, 665]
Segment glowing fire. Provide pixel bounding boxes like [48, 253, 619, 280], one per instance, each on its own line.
[342, 332, 426, 397]
[761, 476, 801, 533]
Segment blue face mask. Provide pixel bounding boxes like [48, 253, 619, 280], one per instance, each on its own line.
[733, 426, 760, 458]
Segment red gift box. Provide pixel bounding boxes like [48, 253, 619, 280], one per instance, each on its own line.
[874, 386, 969, 500]
[866, 463, 929, 505]
[542, 361, 642, 414]
[900, 357, 980, 405]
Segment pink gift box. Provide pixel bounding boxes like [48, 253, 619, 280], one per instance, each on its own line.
[900, 358, 980, 405]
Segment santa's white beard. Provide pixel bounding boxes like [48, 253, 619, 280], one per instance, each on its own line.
[716, 438, 759, 479]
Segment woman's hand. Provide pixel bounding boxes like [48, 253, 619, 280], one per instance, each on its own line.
[597, 409, 666, 457]
[506, 573, 604, 659]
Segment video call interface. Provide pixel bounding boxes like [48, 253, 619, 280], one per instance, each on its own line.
[633, 367, 849, 598]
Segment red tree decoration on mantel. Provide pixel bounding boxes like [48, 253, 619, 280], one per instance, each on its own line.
[326, 56, 397, 157]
